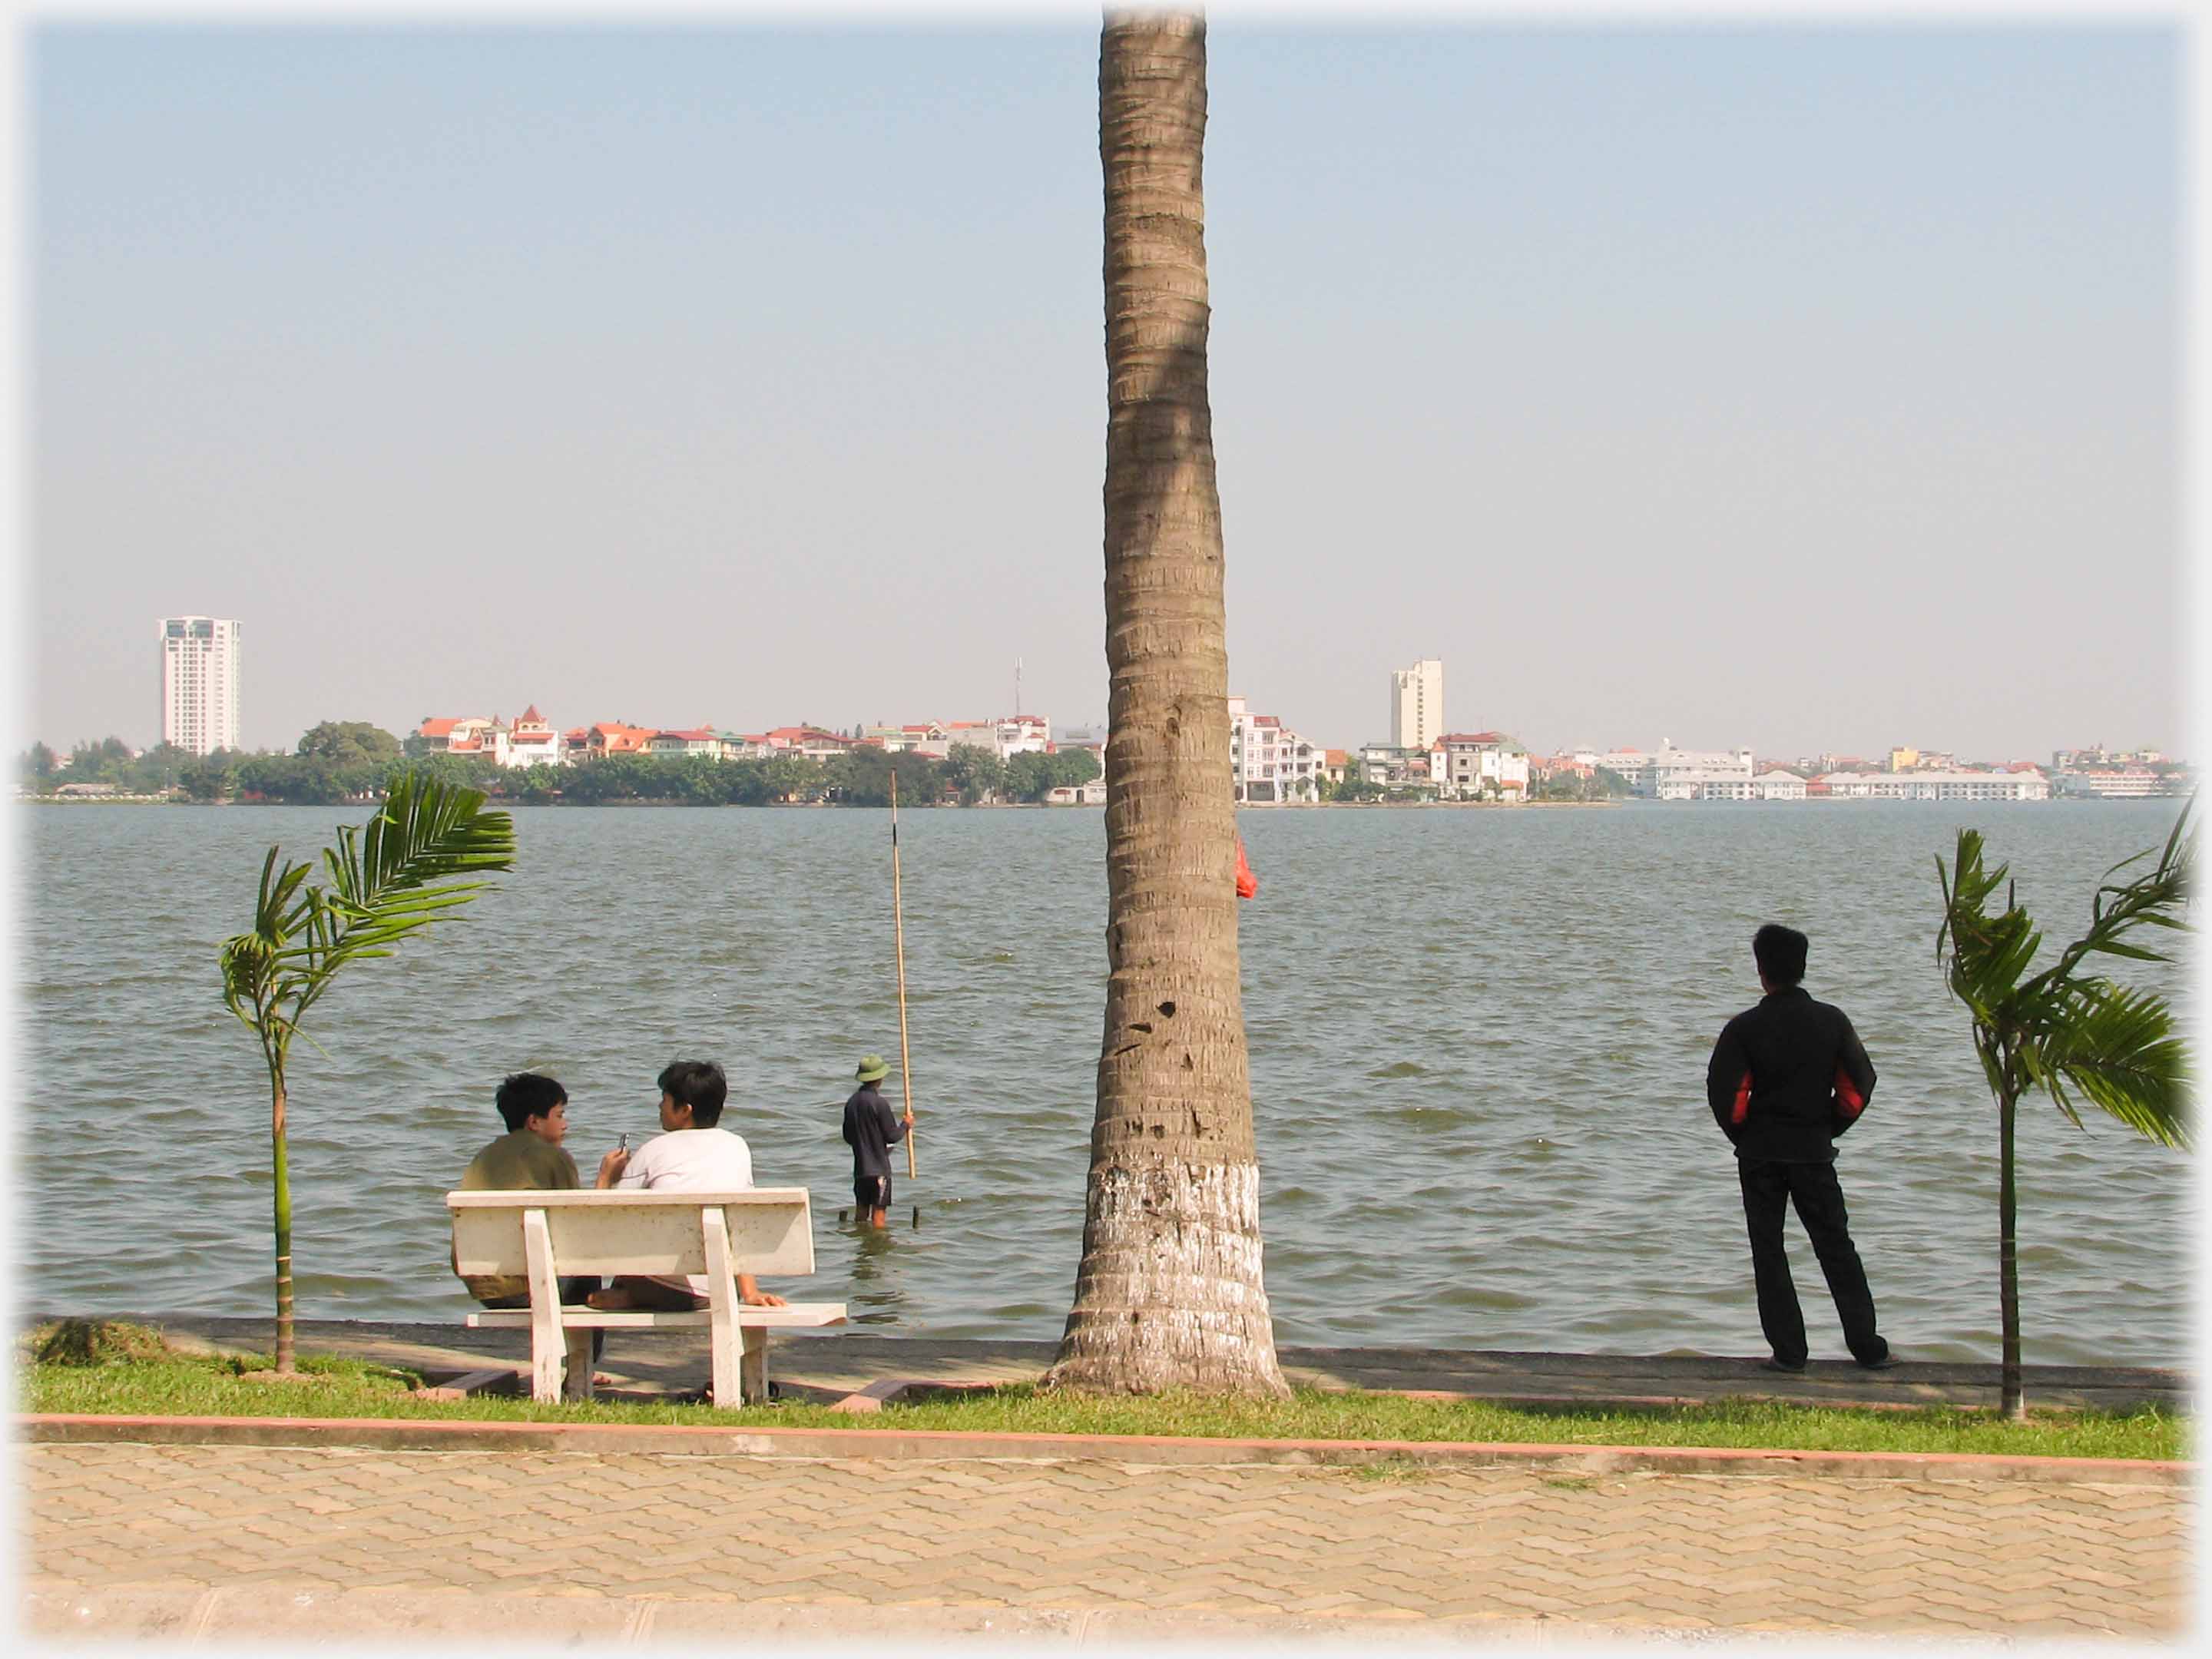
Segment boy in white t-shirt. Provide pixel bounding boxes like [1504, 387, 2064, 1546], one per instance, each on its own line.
[585, 1060, 790, 1313]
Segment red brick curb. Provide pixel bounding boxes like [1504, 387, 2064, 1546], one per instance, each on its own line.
[17, 1412, 2189, 1485]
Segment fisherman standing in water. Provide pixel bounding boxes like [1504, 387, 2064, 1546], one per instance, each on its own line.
[842, 1055, 914, 1228]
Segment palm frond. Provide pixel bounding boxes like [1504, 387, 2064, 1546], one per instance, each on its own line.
[283, 774, 515, 1019]
[2103, 800, 2194, 889]
[219, 849, 316, 1026]
[2045, 806, 2194, 986]
[325, 770, 515, 912]
[2042, 979, 2191, 1151]
[220, 777, 518, 1041]
[254, 848, 316, 941]
[1936, 830, 2042, 1020]
[217, 931, 276, 1025]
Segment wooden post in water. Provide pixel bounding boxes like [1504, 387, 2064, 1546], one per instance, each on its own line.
[890, 771, 917, 1178]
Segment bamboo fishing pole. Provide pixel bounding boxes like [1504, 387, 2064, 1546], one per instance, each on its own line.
[890, 770, 916, 1178]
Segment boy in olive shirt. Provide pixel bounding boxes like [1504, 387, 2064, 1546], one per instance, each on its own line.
[454, 1073, 599, 1316]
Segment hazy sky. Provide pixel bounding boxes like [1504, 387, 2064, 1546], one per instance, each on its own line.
[27, 18, 2182, 760]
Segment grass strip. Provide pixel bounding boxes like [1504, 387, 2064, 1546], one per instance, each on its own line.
[16, 1339, 2187, 1462]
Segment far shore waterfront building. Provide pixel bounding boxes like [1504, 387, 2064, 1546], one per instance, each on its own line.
[416, 716, 502, 763]
[1537, 750, 1598, 783]
[541, 717, 1079, 768]
[159, 616, 242, 756]
[988, 714, 1052, 759]
[2051, 746, 2171, 771]
[1390, 659, 1444, 751]
[859, 715, 1053, 763]
[1597, 741, 1755, 798]
[762, 726, 861, 762]
[2051, 767, 2176, 799]
[1229, 695, 1327, 803]
[1816, 770, 2051, 802]
[866, 722, 952, 755]
[1652, 767, 1807, 802]
[505, 705, 562, 767]
[416, 709, 566, 768]
[1435, 732, 1530, 801]
[563, 722, 655, 763]
[1354, 733, 1528, 800]
[647, 728, 723, 760]
[1357, 743, 1435, 789]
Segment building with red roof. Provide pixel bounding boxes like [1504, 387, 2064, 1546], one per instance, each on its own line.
[1434, 732, 1530, 801]
[1228, 694, 1326, 802]
[647, 728, 724, 758]
[565, 722, 656, 763]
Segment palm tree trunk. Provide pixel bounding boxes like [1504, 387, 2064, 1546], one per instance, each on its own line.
[1998, 1081, 2022, 1420]
[270, 1070, 296, 1374]
[1045, 10, 1289, 1398]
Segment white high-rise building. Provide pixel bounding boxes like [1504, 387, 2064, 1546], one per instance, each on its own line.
[159, 616, 242, 756]
[1389, 658, 1443, 750]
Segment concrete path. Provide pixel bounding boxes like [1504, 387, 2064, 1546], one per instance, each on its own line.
[25, 1438, 2192, 1644]
[105, 1314, 2190, 1414]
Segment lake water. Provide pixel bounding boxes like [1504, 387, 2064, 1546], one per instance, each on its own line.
[18, 800, 2196, 1365]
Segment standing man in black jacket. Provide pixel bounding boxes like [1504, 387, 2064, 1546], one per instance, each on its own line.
[842, 1055, 913, 1228]
[1707, 923, 1897, 1373]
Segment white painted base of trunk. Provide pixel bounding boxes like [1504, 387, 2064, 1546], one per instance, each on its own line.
[1047, 1158, 1290, 1397]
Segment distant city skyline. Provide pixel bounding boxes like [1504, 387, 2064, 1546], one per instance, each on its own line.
[26, 24, 2182, 761]
[31, 645, 2177, 771]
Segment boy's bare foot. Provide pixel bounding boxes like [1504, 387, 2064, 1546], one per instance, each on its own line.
[584, 1288, 635, 1310]
[591, 1372, 619, 1389]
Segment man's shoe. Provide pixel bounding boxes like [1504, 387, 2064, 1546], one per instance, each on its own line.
[1859, 1353, 1902, 1371]
[1760, 1357, 1806, 1374]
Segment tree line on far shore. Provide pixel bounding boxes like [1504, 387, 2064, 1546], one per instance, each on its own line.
[22, 722, 1631, 806]
[17, 721, 1103, 806]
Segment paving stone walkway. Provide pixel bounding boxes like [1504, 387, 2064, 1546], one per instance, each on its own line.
[25, 1439, 2193, 1644]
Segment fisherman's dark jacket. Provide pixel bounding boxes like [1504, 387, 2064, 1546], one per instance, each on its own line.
[1704, 985, 1877, 1164]
[842, 1084, 909, 1181]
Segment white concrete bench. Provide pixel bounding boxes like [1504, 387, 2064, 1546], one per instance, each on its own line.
[447, 1187, 845, 1406]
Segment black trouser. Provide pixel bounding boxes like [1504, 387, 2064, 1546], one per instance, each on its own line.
[480, 1276, 604, 1363]
[1737, 1159, 1886, 1366]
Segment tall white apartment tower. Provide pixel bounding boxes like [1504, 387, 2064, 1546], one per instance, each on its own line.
[1389, 658, 1444, 750]
[159, 616, 242, 756]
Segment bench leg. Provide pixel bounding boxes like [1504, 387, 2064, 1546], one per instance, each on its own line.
[709, 1312, 740, 1409]
[561, 1327, 595, 1402]
[741, 1325, 767, 1406]
[523, 1208, 566, 1404]
[528, 1316, 565, 1404]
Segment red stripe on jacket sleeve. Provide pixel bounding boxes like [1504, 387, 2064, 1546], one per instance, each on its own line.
[1730, 1072, 1753, 1125]
[1833, 1065, 1866, 1123]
